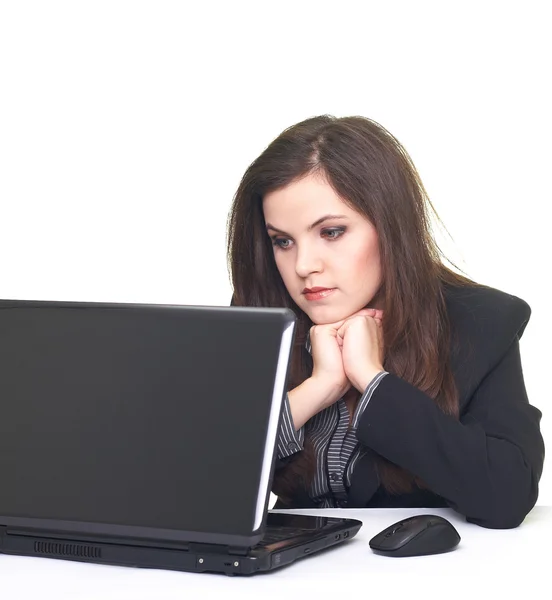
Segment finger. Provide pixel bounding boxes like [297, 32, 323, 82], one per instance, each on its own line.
[327, 317, 349, 331]
[337, 322, 347, 337]
[313, 320, 346, 336]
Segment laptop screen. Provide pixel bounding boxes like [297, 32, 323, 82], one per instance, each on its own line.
[0, 302, 295, 540]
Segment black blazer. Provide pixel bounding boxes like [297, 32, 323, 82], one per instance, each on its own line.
[271, 284, 545, 529]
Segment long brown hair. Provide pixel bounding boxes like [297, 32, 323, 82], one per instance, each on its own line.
[226, 115, 478, 502]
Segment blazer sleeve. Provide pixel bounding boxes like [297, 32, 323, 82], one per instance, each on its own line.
[355, 338, 545, 529]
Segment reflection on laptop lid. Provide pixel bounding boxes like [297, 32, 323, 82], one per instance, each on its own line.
[0, 299, 362, 575]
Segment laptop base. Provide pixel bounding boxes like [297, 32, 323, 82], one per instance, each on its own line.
[1, 513, 363, 576]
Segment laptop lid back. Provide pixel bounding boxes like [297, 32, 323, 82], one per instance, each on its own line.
[0, 299, 296, 548]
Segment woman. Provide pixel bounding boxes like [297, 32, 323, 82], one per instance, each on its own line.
[226, 115, 544, 529]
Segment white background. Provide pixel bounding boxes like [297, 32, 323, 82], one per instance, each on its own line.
[1, 0, 550, 504]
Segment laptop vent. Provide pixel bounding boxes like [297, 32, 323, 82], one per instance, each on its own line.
[34, 541, 102, 559]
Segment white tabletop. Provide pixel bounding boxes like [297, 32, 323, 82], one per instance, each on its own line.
[1, 506, 550, 599]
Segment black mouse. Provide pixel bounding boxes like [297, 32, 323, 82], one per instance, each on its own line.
[369, 514, 461, 557]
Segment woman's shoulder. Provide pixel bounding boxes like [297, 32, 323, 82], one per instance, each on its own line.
[442, 281, 531, 400]
[443, 281, 531, 342]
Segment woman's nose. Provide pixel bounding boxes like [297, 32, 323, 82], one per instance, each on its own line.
[295, 244, 323, 277]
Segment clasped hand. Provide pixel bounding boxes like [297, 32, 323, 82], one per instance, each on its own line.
[310, 308, 385, 402]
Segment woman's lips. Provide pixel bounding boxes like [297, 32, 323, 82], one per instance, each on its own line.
[304, 288, 336, 301]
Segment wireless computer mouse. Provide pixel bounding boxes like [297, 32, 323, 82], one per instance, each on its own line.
[369, 514, 461, 557]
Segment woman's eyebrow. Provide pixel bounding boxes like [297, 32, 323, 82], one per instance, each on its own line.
[266, 214, 348, 235]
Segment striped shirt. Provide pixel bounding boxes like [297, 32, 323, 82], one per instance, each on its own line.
[277, 334, 388, 507]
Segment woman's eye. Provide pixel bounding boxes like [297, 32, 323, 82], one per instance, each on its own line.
[322, 227, 346, 239]
[272, 238, 291, 249]
[271, 227, 345, 250]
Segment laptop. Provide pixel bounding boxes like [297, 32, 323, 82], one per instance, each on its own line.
[0, 298, 362, 575]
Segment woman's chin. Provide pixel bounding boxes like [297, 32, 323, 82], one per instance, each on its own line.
[307, 306, 356, 325]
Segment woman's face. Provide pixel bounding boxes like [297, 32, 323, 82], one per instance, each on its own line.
[263, 173, 382, 325]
